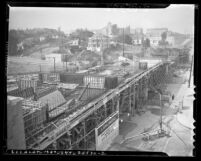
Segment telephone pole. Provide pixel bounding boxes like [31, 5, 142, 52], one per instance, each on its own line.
[123, 28, 124, 57]
[39, 64, 41, 73]
[53, 57, 56, 73]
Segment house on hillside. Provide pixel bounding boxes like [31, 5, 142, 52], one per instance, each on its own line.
[131, 33, 145, 46]
[95, 22, 130, 38]
[68, 39, 80, 47]
[17, 42, 24, 51]
[87, 33, 110, 52]
[145, 28, 175, 47]
[39, 36, 45, 42]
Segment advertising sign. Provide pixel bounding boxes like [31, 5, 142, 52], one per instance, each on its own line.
[95, 112, 119, 151]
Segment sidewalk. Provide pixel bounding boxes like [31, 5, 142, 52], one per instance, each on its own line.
[176, 79, 194, 130]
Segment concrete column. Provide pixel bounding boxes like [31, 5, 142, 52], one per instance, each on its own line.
[132, 85, 136, 116]
[52, 140, 57, 150]
[129, 87, 132, 114]
[143, 79, 148, 101]
[104, 104, 107, 118]
[116, 94, 120, 113]
[166, 64, 169, 74]
[111, 98, 114, 113]
[82, 121, 87, 149]
[136, 83, 139, 110]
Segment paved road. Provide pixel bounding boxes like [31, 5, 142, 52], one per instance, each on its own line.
[108, 68, 194, 156]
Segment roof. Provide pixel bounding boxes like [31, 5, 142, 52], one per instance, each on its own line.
[7, 87, 35, 99]
[38, 90, 66, 111]
[35, 85, 57, 99]
[57, 83, 79, 90]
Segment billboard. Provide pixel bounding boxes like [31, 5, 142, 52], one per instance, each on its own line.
[95, 111, 119, 151]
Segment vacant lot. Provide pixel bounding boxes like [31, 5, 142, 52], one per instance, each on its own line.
[7, 56, 65, 75]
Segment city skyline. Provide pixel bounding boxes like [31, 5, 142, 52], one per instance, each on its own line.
[9, 4, 194, 34]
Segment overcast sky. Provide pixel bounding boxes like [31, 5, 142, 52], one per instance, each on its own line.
[9, 4, 194, 34]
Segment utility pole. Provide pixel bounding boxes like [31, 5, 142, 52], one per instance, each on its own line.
[53, 57, 56, 73]
[40, 48, 42, 60]
[107, 28, 109, 49]
[66, 61, 67, 71]
[123, 28, 124, 57]
[100, 36, 104, 66]
[39, 64, 41, 73]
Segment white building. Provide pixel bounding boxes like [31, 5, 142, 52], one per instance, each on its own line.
[17, 42, 24, 51]
[166, 36, 175, 46]
[132, 37, 144, 45]
[87, 33, 109, 52]
[148, 36, 161, 46]
[69, 39, 79, 46]
[146, 28, 175, 47]
[39, 36, 45, 42]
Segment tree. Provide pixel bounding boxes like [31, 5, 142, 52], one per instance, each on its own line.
[143, 38, 150, 49]
[161, 32, 167, 41]
[8, 30, 20, 56]
[159, 32, 169, 46]
[70, 29, 94, 41]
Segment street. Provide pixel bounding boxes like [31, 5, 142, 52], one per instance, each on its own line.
[108, 68, 194, 156]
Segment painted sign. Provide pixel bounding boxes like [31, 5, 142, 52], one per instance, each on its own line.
[95, 112, 119, 150]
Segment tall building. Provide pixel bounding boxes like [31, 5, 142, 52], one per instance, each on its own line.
[7, 96, 26, 149]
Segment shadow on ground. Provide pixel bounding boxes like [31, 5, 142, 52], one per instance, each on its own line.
[182, 106, 190, 110]
[119, 122, 138, 136]
[109, 142, 140, 151]
[148, 107, 178, 116]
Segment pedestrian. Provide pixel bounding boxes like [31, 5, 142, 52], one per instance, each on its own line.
[172, 94, 175, 100]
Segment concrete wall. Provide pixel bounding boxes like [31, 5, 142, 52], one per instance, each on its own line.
[7, 96, 26, 149]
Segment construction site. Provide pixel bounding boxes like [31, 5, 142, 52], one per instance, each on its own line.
[7, 41, 194, 154]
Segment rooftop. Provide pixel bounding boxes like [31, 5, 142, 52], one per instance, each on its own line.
[7, 87, 35, 99]
[38, 90, 66, 111]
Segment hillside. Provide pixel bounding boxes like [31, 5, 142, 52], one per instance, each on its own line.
[8, 28, 65, 56]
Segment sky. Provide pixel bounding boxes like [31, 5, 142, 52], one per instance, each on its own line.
[8, 4, 195, 34]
